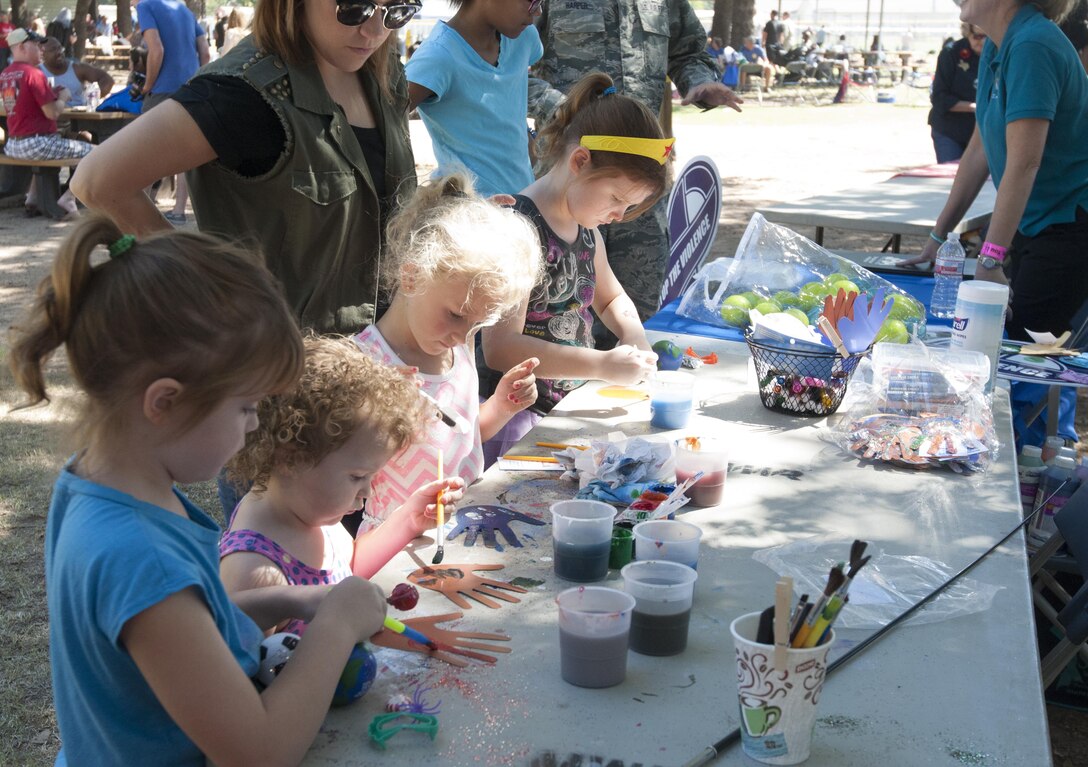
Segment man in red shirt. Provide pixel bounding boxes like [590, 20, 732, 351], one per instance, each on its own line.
[0, 27, 91, 215]
[0, 12, 14, 66]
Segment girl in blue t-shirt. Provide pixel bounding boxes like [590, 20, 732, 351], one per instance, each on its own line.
[480, 72, 667, 462]
[9, 216, 389, 765]
[406, 0, 544, 196]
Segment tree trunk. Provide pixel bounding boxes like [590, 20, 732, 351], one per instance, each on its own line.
[730, 0, 756, 50]
[711, 0, 732, 44]
[73, 0, 93, 59]
[117, 0, 132, 36]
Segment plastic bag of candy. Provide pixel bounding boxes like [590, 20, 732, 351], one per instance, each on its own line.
[827, 342, 999, 473]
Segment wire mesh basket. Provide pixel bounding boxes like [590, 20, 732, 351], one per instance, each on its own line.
[745, 330, 869, 416]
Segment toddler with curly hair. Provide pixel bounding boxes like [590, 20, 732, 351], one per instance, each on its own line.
[220, 336, 466, 635]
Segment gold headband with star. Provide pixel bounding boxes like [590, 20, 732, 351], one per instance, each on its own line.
[579, 135, 676, 165]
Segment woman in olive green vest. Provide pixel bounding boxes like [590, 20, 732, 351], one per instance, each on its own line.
[73, 0, 421, 333]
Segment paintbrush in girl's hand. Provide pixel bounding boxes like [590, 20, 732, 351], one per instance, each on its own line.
[431, 448, 445, 565]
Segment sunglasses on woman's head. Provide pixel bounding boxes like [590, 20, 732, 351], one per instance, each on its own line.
[528, 0, 544, 12]
[335, 0, 421, 29]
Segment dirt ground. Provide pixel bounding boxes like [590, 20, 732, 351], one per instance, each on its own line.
[0, 94, 1085, 764]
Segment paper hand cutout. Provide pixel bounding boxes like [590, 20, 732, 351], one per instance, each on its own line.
[408, 563, 528, 610]
[370, 612, 512, 667]
[446, 505, 545, 549]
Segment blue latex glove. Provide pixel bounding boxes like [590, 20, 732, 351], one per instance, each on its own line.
[446, 505, 545, 549]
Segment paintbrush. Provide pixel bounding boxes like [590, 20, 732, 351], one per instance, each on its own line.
[791, 563, 845, 648]
[788, 594, 809, 640]
[774, 577, 793, 668]
[383, 616, 501, 663]
[847, 539, 868, 575]
[418, 389, 470, 433]
[431, 449, 445, 565]
[384, 616, 438, 651]
[808, 553, 873, 647]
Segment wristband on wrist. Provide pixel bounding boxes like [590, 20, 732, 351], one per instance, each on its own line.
[929, 231, 946, 246]
[979, 241, 1007, 262]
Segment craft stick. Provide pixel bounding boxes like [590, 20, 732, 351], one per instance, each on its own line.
[816, 316, 850, 358]
[501, 454, 560, 463]
[535, 442, 589, 450]
[774, 577, 792, 669]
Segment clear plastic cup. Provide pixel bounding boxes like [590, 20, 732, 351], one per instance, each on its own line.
[556, 586, 635, 688]
[675, 436, 729, 507]
[650, 370, 695, 429]
[621, 560, 698, 656]
[632, 519, 703, 570]
[550, 500, 616, 582]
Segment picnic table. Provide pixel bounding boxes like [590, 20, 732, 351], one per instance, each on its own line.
[301, 331, 1047, 766]
[756, 174, 997, 253]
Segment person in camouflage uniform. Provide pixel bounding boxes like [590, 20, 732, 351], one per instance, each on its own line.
[527, 0, 741, 324]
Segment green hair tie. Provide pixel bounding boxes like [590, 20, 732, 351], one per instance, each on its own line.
[108, 234, 136, 259]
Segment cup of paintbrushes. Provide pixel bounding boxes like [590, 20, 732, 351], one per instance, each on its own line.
[731, 611, 834, 765]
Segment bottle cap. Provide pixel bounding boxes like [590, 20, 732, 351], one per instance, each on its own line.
[1046, 436, 1065, 448]
[957, 281, 1009, 306]
[1022, 445, 1042, 458]
[1058, 446, 1077, 460]
[1055, 455, 1077, 470]
[947, 232, 960, 242]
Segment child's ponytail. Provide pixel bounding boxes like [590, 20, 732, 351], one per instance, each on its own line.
[10, 216, 123, 407]
[8, 214, 304, 450]
[535, 71, 672, 220]
[536, 72, 615, 167]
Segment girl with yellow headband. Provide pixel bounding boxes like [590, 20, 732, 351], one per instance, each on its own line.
[479, 71, 672, 464]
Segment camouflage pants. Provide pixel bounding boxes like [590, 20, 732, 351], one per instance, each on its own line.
[599, 194, 669, 322]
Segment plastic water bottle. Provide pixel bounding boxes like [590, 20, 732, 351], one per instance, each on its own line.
[930, 233, 966, 319]
[950, 281, 1009, 393]
[1018, 444, 1044, 517]
[86, 82, 100, 110]
[1029, 455, 1080, 546]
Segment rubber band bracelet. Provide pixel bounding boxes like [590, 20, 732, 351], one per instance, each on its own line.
[929, 231, 946, 246]
[979, 241, 1007, 262]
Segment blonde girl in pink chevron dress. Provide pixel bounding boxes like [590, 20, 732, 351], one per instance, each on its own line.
[354, 173, 544, 527]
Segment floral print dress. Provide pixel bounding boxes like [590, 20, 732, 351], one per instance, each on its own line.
[512, 194, 597, 414]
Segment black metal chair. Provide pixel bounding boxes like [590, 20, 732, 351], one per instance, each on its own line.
[1030, 482, 1088, 687]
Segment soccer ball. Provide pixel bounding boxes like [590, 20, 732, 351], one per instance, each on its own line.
[257, 632, 301, 687]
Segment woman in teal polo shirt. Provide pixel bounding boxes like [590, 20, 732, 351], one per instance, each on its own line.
[905, 0, 1088, 341]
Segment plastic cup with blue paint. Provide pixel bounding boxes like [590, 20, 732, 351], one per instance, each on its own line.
[551, 500, 616, 582]
[650, 370, 695, 429]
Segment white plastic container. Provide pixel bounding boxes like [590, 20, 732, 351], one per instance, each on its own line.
[950, 281, 1009, 393]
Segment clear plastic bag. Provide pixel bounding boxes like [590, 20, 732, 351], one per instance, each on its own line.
[827, 342, 1000, 473]
[677, 213, 926, 338]
[752, 531, 1003, 630]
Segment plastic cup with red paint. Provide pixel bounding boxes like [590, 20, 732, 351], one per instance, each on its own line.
[675, 436, 729, 507]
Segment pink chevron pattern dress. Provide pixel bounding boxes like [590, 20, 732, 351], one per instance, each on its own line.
[354, 325, 484, 527]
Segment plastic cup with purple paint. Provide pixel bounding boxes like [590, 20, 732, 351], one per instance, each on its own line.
[556, 586, 635, 688]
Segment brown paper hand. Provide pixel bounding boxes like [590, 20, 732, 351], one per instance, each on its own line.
[408, 563, 528, 610]
[370, 612, 512, 667]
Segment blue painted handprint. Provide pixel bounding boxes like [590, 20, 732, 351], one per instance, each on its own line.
[446, 505, 545, 550]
